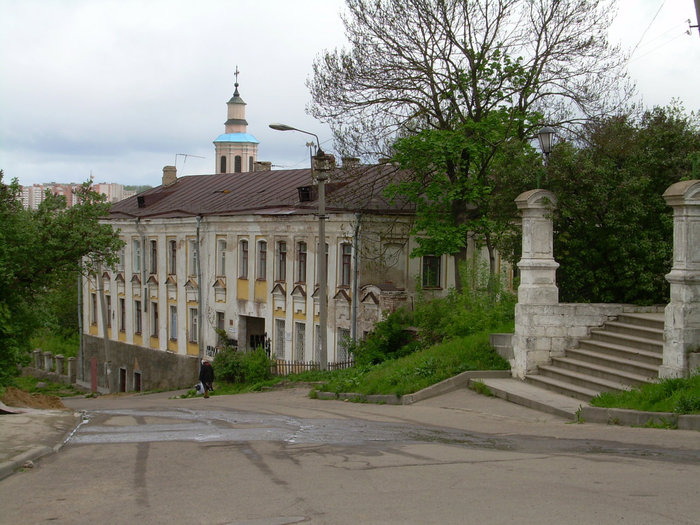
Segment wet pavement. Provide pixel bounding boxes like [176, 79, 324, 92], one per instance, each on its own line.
[2, 388, 699, 525]
[69, 405, 700, 465]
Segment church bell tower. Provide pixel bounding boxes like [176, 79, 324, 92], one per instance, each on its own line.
[213, 68, 259, 173]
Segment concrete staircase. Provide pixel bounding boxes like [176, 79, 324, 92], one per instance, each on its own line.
[524, 312, 664, 402]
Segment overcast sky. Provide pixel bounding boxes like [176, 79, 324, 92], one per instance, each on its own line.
[1, 0, 699, 188]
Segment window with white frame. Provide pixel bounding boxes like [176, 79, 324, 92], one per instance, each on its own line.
[337, 328, 351, 362]
[106, 295, 112, 328]
[133, 239, 141, 273]
[117, 246, 125, 271]
[340, 243, 352, 287]
[169, 305, 177, 340]
[239, 240, 249, 278]
[119, 298, 125, 332]
[296, 241, 307, 283]
[275, 318, 285, 359]
[90, 293, 97, 325]
[189, 308, 198, 343]
[422, 255, 441, 288]
[134, 300, 142, 334]
[257, 241, 267, 280]
[294, 322, 305, 362]
[276, 241, 287, 281]
[188, 239, 197, 276]
[150, 301, 158, 337]
[217, 239, 226, 276]
[168, 239, 177, 275]
[149, 239, 157, 274]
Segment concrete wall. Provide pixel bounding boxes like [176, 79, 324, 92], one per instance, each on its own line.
[82, 335, 199, 393]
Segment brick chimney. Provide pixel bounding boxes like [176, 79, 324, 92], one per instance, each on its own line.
[254, 161, 272, 172]
[162, 166, 177, 187]
[342, 157, 360, 169]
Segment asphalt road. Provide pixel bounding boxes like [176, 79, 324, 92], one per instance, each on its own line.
[1, 388, 699, 525]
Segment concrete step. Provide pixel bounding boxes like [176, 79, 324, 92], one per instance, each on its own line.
[602, 320, 664, 342]
[524, 373, 600, 402]
[537, 365, 632, 395]
[577, 338, 663, 365]
[551, 356, 655, 386]
[477, 377, 586, 420]
[616, 312, 665, 331]
[589, 329, 663, 354]
[566, 347, 660, 377]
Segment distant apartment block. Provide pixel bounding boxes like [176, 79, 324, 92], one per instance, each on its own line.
[19, 182, 136, 209]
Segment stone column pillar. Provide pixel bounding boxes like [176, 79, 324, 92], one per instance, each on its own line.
[55, 354, 64, 376]
[515, 189, 559, 305]
[33, 349, 42, 368]
[67, 357, 77, 383]
[512, 190, 559, 378]
[43, 352, 53, 372]
[661, 180, 700, 378]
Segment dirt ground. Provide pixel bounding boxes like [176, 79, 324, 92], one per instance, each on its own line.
[0, 387, 66, 409]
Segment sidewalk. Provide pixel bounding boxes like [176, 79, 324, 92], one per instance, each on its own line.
[0, 401, 81, 480]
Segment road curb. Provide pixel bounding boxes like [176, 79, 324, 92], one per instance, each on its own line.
[581, 406, 700, 430]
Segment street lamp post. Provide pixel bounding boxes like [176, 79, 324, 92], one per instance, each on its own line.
[269, 123, 334, 370]
[537, 125, 555, 188]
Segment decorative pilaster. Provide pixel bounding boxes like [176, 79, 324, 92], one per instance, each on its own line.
[661, 180, 700, 378]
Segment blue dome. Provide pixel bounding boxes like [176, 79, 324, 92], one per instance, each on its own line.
[213, 133, 259, 144]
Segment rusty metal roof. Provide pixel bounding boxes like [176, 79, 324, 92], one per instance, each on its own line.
[109, 164, 414, 219]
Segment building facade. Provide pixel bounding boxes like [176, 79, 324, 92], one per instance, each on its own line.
[81, 78, 502, 393]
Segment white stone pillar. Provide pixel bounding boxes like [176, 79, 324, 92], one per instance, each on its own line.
[661, 180, 700, 378]
[512, 190, 559, 378]
[515, 190, 559, 305]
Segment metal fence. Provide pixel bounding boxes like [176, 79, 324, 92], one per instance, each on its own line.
[271, 358, 355, 376]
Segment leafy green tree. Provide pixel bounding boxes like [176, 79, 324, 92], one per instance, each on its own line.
[389, 107, 543, 287]
[548, 105, 700, 304]
[309, 0, 630, 285]
[0, 172, 123, 384]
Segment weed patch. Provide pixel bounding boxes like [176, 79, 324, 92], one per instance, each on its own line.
[591, 375, 700, 414]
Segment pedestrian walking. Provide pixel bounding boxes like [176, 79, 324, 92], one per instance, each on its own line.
[199, 360, 215, 398]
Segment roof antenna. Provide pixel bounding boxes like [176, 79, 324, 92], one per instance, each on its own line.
[175, 153, 206, 175]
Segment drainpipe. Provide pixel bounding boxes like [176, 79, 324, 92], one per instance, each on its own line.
[77, 269, 83, 381]
[351, 213, 361, 342]
[196, 215, 203, 360]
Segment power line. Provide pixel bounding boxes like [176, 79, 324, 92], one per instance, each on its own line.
[629, 1, 666, 60]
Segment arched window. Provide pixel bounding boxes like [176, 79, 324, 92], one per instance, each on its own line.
[234, 155, 242, 173]
[249, 156, 254, 172]
[220, 156, 227, 173]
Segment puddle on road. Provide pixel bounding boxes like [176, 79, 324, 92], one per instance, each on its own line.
[68, 407, 700, 464]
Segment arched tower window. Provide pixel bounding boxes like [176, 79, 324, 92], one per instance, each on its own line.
[220, 156, 227, 173]
[249, 156, 254, 172]
[234, 155, 242, 173]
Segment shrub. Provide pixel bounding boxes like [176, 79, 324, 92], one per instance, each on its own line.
[213, 347, 273, 384]
[242, 348, 274, 384]
[213, 347, 244, 383]
[350, 308, 418, 366]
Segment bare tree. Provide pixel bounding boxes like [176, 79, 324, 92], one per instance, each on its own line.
[308, 0, 632, 158]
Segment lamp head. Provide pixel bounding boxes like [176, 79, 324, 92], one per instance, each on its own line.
[269, 123, 296, 132]
[537, 126, 555, 155]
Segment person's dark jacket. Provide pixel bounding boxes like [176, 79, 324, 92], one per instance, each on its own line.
[199, 361, 215, 385]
